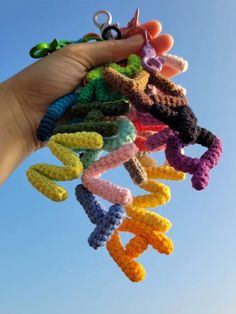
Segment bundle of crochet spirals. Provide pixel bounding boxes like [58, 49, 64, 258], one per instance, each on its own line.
[26, 34, 222, 283]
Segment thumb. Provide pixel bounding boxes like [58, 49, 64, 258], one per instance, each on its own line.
[68, 35, 144, 69]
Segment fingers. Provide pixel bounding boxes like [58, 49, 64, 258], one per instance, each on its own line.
[126, 20, 162, 38]
[67, 33, 174, 71]
[64, 18, 174, 74]
[126, 22, 177, 78]
[151, 34, 177, 78]
[123, 19, 173, 54]
[142, 20, 162, 38]
[67, 35, 144, 69]
[151, 34, 174, 54]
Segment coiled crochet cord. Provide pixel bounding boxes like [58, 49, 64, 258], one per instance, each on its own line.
[146, 128, 222, 190]
[82, 143, 139, 205]
[123, 156, 147, 185]
[103, 67, 188, 113]
[27, 132, 103, 201]
[106, 153, 185, 282]
[25, 8, 223, 284]
[74, 117, 136, 169]
[106, 217, 173, 282]
[86, 54, 142, 82]
[36, 92, 78, 142]
[75, 184, 125, 249]
[54, 98, 133, 141]
[53, 109, 119, 138]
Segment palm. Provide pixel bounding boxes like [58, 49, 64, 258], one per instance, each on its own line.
[0, 20, 178, 183]
[7, 20, 175, 145]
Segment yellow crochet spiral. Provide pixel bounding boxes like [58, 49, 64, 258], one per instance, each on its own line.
[132, 180, 171, 208]
[125, 153, 186, 232]
[106, 230, 146, 282]
[106, 153, 185, 282]
[27, 132, 103, 201]
[138, 153, 186, 181]
[121, 218, 173, 255]
[106, 217, 173, 282]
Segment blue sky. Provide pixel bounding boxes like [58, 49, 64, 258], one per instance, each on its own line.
[0, 0, 235, 313]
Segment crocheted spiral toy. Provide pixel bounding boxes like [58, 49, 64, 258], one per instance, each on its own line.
[26, 9, 223, 282]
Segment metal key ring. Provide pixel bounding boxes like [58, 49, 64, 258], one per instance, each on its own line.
[102, 25, 121, 40]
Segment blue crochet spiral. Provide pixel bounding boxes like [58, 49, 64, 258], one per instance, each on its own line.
[36, 92, 78, 141]
[75, 184, 125, 249]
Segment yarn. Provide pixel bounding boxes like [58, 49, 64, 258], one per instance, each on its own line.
[53, 110, 119, 138]
[160, 53, 188, 74]
[146, 128, 222, 190]
[77, 77, 124, 104]
[106, 217, 173, 282]
[74, 117, 136, 168]
[75, 184, 125, 249]
[81, 143, 138, 205]
[26, 9, 222, 282]
[71, 98, 132, 118]
[103, 67, 187, 113]
[165, 135, 222, 190]
[27, 132, 103, 201]
[123, 156, 147, 185]
[137, 153, 185, 180]
[127, 108, 166, 152]
[106, 153, 184, 281]
[149, 104, 211, 144]
[36, 93, 78, 142]
[86, 54, 142, 82]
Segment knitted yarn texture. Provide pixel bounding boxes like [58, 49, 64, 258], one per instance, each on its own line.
[26, 10, 223, 282]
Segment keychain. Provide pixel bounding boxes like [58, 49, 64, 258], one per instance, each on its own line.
[93, 10, 121, 40]
[29, 33, 103, 59]
[141, 30, 165, 74]
[25, 9, 222, 282]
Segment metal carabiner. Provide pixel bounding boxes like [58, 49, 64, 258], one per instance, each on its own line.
[93, 10, 121, 40]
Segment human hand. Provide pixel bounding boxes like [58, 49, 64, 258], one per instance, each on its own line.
[0, 20, 174, 184]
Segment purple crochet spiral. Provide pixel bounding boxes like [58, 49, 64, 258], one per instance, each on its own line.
[145, 129, 222, 190]
[146, 128, 173, 150]
[165, 135, 223, 190]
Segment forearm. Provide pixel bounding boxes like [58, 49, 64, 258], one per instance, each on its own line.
[0, 83, 35, 184]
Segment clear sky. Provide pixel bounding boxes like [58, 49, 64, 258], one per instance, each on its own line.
[0, 0, 235, 313]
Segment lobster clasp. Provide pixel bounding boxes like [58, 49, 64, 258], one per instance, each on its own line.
[29, 39, 71, 58]
[142, 30, 165, 74]
[93, 10, 121, 40]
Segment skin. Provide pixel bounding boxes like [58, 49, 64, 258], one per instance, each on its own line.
[0, 20, 175, 184]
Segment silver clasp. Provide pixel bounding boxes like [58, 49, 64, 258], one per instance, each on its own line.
[93, 10, 121, 40]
